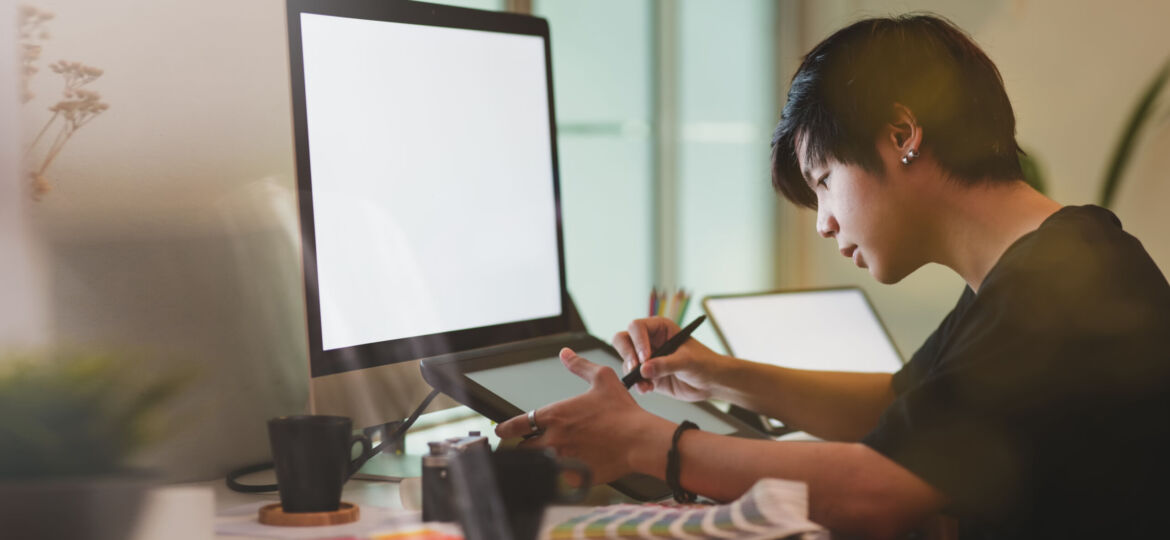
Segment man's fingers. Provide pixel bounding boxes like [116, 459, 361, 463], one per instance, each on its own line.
[499, 348, 622, 439]
[496, 408, 540, 439]
[640, 354, 686, 380]
[612, 331, 637, 373]
[560, 347, 607, 382]
[628, 317, 681, 363]
[627, 320, 654, 363]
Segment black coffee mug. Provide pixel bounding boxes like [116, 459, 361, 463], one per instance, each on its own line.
[493, 448, 591, 540]
[267, 415, 372, 513]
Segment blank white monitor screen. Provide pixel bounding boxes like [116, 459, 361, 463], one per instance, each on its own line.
[704, 289, 904, 373]
[299, 13, 563, 351]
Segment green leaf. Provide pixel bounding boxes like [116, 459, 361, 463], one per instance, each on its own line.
[1019, 148, 1047, 195]
[0, 351, 192, 478]
[1100, 57, 1170, 208]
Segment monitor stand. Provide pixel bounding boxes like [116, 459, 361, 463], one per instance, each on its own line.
[353, 450, 423, 480]
[352, 408, 497, 480]
[353, 420, 423, 480]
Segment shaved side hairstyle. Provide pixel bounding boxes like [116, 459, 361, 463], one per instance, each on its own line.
[771, 14, 1024, 209]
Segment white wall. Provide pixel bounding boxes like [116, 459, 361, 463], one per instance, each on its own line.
[778, 0, 1170, 357]
[1, 0, 52, 348]
[18, 0, 308, 480]
[24, 0, 295, 238]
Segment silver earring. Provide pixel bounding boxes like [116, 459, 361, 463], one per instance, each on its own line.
[901, 148, 919, 165]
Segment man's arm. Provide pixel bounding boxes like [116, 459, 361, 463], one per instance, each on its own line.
[628, 421, 947, 540]
[497, 349, 946, 540]
[614, 316, 896, 441]
[709, 361, 895, 441]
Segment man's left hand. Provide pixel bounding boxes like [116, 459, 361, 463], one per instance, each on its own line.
[495, 347, 672, 485]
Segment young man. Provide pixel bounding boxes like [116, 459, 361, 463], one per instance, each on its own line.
[496, 15, 1170, 539]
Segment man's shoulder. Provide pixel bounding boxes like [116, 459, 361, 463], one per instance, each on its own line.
[988, 205, 1167, 297]
[960, 204, 1170, 352]
[1013, 205, 1133, 263]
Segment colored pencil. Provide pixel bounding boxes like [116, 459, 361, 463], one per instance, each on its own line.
[677, 290, 692, 325]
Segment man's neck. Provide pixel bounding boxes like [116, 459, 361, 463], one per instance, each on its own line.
[927, 181, 1062, 293]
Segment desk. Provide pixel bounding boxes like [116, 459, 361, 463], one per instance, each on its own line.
[125, 428, 820, 539]
[128, 471, 595, 539]
[212, 474, 426, 539]
[125, 410, 613, 539]
[128, 433, 819, 539]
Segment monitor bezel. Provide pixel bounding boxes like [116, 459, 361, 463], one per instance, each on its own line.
[287, 0, 571, 378]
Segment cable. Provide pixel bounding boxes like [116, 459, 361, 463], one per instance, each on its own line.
[225, 389, 443, 493]
[226, 461, 278, 493]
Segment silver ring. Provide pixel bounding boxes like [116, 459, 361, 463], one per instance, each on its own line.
[527, 409, 540, 433]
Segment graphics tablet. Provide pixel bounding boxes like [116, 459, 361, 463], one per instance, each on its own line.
[420, 331, 767, 501]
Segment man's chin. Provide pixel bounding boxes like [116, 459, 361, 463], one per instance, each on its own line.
[870, 264, 911, 285]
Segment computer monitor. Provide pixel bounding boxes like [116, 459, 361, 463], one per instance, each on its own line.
[285, 0, 571, 438]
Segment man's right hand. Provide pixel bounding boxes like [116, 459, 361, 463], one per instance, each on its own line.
[612, 316, 729, 402]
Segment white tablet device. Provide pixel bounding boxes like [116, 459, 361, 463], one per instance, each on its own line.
[703, 287, 904, 373]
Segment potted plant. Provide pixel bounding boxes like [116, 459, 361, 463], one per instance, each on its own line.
[1020, 57, 1170, 205]
[0, 351, 188, 540]
[1098, 58, 1170, 208]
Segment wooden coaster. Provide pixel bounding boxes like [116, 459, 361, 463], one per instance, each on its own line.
[258, 501, 360, 526]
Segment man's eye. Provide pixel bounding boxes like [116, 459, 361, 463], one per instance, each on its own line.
[816, 174, 829, 188]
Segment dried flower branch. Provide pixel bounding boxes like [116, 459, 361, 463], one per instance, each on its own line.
[18, 5, 109, 201]
[18, 5, 53, 104]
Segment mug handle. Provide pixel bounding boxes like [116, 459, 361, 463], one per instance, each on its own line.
[555, 458, 592, 504]
[347, 434, 374, 478]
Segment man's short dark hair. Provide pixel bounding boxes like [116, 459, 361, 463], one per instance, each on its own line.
[771, 14, 1024, 208]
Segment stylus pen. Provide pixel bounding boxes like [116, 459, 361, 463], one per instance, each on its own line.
[622, 315, 707, 389]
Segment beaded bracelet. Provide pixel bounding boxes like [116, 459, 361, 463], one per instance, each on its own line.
[667, 420, 699, 503]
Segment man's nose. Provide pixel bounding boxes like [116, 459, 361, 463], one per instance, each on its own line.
[817, 207, 837, 238]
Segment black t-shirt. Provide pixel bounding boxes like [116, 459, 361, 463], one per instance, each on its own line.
[862, 205, 1170, 539]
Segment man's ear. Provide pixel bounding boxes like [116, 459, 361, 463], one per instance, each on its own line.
[887, 103, 923, 154]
